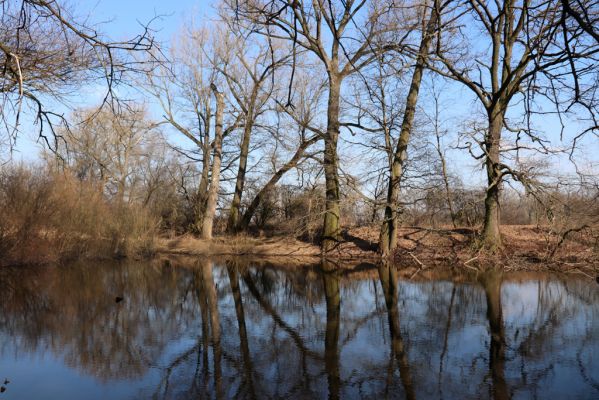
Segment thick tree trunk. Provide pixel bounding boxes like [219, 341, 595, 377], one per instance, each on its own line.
[322, 75, 342, 252]
[481, 111, 504, 249]
[239, 135, 319, 231]
[379, 4, 438, 257]
[201, 88, 224, 240]
[228, 113, 253, 232]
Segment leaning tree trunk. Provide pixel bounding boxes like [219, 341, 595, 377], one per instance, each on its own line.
[228, 110, 254, 232]
[201, 87, 224, 240]
[239, 135, 319, 231]
[379, 3, 438, 257]
[481, 110, 504, 250]
[322, 74, 342, 252]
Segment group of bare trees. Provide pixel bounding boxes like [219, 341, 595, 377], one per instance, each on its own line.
[1, 0, 598, 257]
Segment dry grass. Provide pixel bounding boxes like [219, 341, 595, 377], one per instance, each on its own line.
[0, 166, 157, 266]
[155, 233, 321, 262]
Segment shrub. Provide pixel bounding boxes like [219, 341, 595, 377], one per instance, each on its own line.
[0, 166, 157, 266]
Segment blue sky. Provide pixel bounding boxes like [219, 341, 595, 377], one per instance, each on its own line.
[84, 0, 209, 38]
[10, 0, 596, 191]
[11, 0, 211, 161]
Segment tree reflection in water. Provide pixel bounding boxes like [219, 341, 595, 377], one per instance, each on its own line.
[0, 259, 598, 399]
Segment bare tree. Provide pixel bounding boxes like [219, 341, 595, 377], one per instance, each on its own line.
[50, 106, 160, 203]
[426, 79, 457, 227]
[229, 0, 408, 251]
[431, 0, 598, 249]
[146, 24, 243, 234]
[0, 0, 156, 152]
[211, 19, 289, 232]
[201, 84, 225, 240]
[378, 0, 443, 256]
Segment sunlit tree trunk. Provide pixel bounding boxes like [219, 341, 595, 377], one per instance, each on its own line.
[195, 123, 212, 233]
[323, 74, 342, 252]
[228, 108, 254, 232]
[380, 2, 439, 257]
[201, 87, 224, 240]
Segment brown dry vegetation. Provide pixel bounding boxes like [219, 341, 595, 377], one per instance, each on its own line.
[157, 224, 599, 277]
[0, 166, 156, 267]
[2, 164, 597, 278]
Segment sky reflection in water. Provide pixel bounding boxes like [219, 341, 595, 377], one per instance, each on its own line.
[0, 258, 597, 399]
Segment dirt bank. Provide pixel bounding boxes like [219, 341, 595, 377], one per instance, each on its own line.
[156, 225, 598, 277]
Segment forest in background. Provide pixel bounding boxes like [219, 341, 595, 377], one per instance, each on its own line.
[0, 0, 598, 267]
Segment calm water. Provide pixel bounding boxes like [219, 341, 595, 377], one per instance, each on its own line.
[0, 258, 597, 399]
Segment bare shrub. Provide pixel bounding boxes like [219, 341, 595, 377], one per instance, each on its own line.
[0, 166, 156, 266]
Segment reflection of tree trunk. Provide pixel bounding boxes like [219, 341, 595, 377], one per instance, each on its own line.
[195, 269, 210, 381]
[439, 285, 456, 376]
[199, 259, 223, 399]
[322, 260, 341, 400]
[226, 263, 256, 400]
[242, 272, 322, 360]
[377, 262, 415, 400]
[480, 270, 509, 400]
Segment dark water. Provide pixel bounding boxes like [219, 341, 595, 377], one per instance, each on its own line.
[0, 258, 597, 399]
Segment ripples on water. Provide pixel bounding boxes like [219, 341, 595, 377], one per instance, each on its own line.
[0, 258, 597, 399]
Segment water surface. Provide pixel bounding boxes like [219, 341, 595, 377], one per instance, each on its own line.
[0, 258, 597, 399]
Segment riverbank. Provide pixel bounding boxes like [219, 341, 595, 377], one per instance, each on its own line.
[156, 225, 598, 277]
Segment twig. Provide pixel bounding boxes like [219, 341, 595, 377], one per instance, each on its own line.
[408, 252, 426, 279]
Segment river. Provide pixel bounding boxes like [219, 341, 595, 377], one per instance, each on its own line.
[0, 258, 597, 399]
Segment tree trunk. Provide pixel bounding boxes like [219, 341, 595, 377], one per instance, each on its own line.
[379, 4, 438, 257]
[239, 135, 319, 231]
[201, 88, 224, 240]
[481, 111, 503, 249]
[228, 113, 253, 232]
[194, 135, 211, 233]
[322, 74, 342, 252]
[434, 105, 457, 228]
